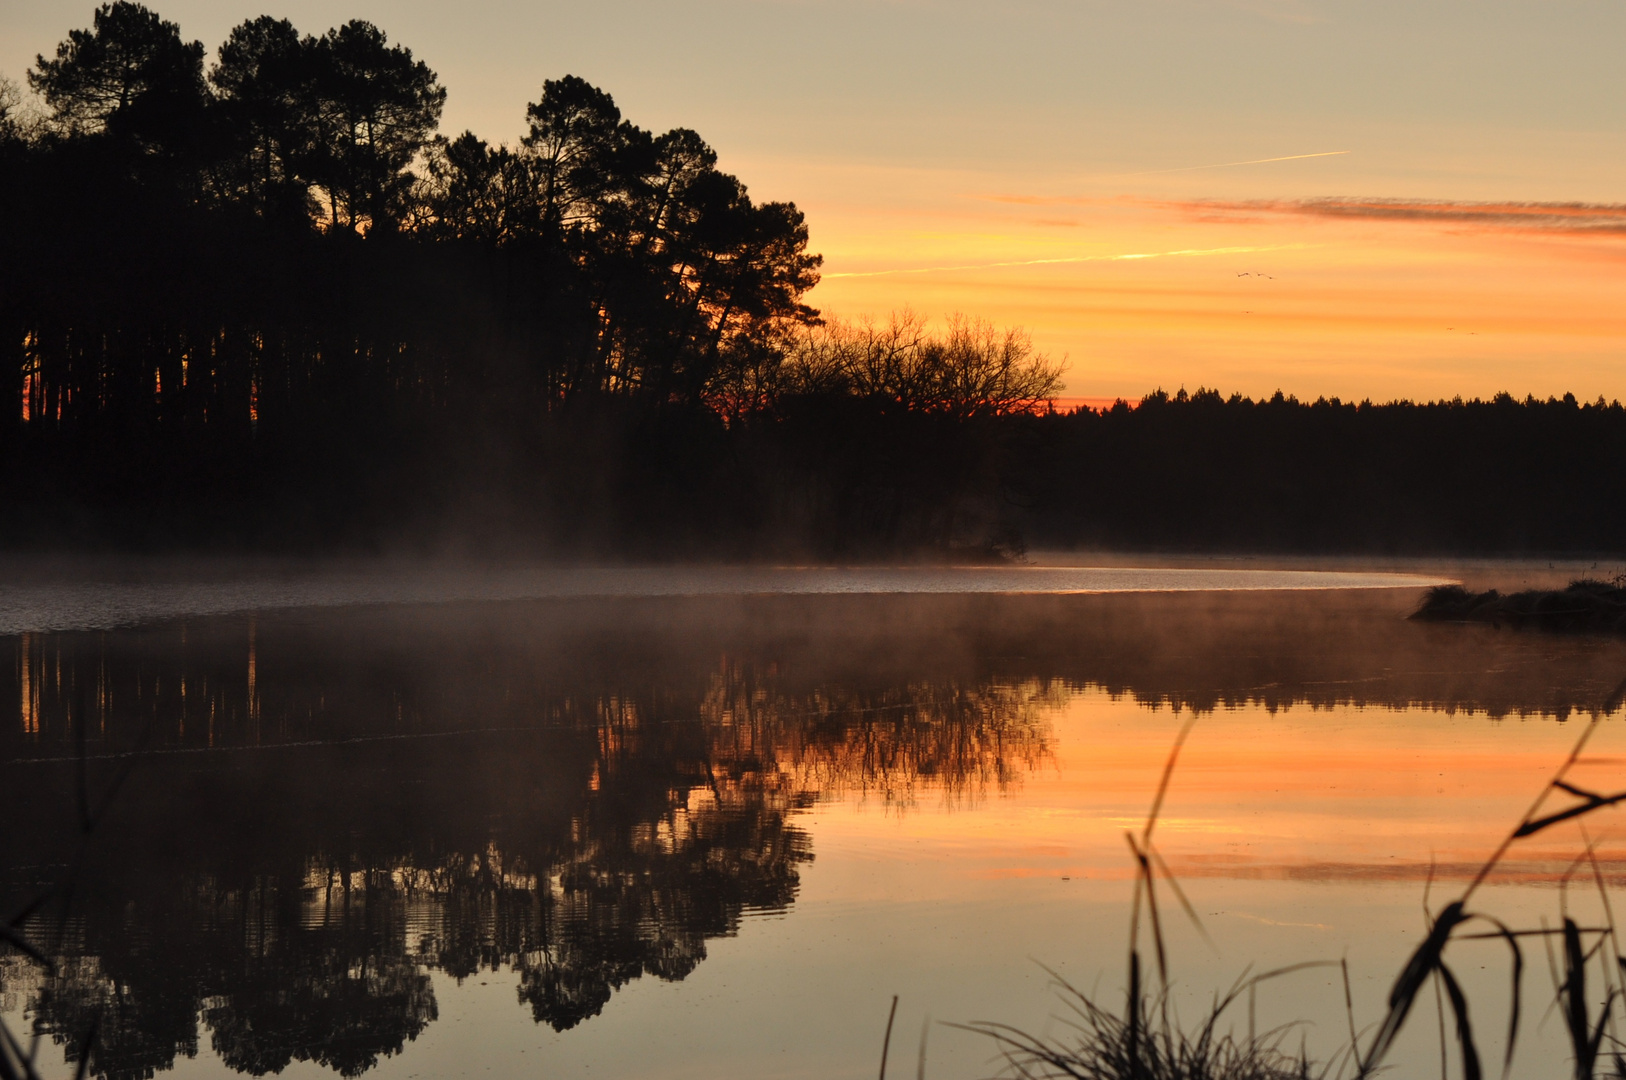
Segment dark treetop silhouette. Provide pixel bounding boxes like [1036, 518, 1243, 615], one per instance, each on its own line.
[0, 5, 1069, 556]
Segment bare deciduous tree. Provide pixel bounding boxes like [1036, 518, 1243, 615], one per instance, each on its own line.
[775, 310, 1062, 416]
[0, 75, 23, 140]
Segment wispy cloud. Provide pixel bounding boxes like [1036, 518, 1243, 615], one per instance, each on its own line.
[1168, 197, 1626, 235]
[823, 243, 1308, 279]
[1141, 150, 1349, 175]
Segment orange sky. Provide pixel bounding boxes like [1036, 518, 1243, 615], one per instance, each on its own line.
[741, 154, 1626, 404]
[9, 0, 1626, 402]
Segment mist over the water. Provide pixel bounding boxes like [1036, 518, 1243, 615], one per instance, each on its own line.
[0, 560, 1447, 635]
[7, 584, 1626, 1079]
[6, 0, 1626, 1076]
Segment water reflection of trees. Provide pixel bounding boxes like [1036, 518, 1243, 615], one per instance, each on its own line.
[0, 609, 1060, 1079]
[2, 741, 824, 1076]
[8, 588, 1623, 1077]
[700, 662, 1058, 807]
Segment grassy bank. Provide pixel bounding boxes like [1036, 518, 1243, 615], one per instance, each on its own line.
[1415, 579, 1626, 634]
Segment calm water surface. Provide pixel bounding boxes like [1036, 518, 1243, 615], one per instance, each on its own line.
[0, 563, 1445, 633]
[3, 570, 1623, 1079]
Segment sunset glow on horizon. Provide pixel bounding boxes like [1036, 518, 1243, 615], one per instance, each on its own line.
[7, 0, 1625, 401]
[9, 0, 1626, 1072]
[761, 159, 1626, 405]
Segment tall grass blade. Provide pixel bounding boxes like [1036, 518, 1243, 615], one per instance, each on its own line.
[0, 1029, 20, 1080]
[1466, 717, 1602, 902]
[1435, 969, 1448, 1080]
[1438, 961, 1484, 1080]
[1144, 861, 1169, 991]
[1342, 958, 1359, 1068]
[1586, 991, 1615, 1080]
[1127, 950, 1142, 1080]
[1468, 915, 1524, 1080]
[1250, 978, 1256, 1045]
[879, 994, 899, 1080]
[1126, 834, 1169, 989]
[1249, 961, 1342, 986]
[1142, 717, 1197, 847]
[1128, 853, 1145, 968]
[1515, 792, 1626, 839]
[1150, 843, 1216, 953]
[1580, 829, 1622, 1050]
[1360, 900, 1468, 1076]
[1563, 918, 1593, 1079]
[0, 1021, 40, 1080]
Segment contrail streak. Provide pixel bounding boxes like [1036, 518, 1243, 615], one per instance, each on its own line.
[823, 244, 1305, 279]
[1146, 150, 1350, 174]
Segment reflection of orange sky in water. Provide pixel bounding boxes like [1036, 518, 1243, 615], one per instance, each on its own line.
[807, 690, 1624, 898]
[759, 159, 1626, 403]
[786, 689, 1620, 1077]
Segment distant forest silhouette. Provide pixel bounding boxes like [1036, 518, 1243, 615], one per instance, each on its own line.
[1023, 388, 1626, 554]
[3, 4, 1623, 556]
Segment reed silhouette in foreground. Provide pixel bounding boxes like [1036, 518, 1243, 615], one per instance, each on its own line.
[955, 720, 1325, 1080]
[1349, 679, 1626, 1080]
[955, 684, 1626, 1080]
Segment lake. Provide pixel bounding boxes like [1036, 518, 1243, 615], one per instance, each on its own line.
[4, 563, 1625, 1079]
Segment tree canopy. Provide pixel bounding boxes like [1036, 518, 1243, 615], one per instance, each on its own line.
[0, 4, 1065, 556]
[4, 5, 836, 409]
[28, 0, 207, 149]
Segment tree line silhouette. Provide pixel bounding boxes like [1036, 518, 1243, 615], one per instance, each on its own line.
[1014, 388, 1626, 554]
[0, 3, 1063, 555]
[4, 5, 1624, 555]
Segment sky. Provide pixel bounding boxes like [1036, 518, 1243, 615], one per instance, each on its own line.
[6, 0, 1626, 402]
